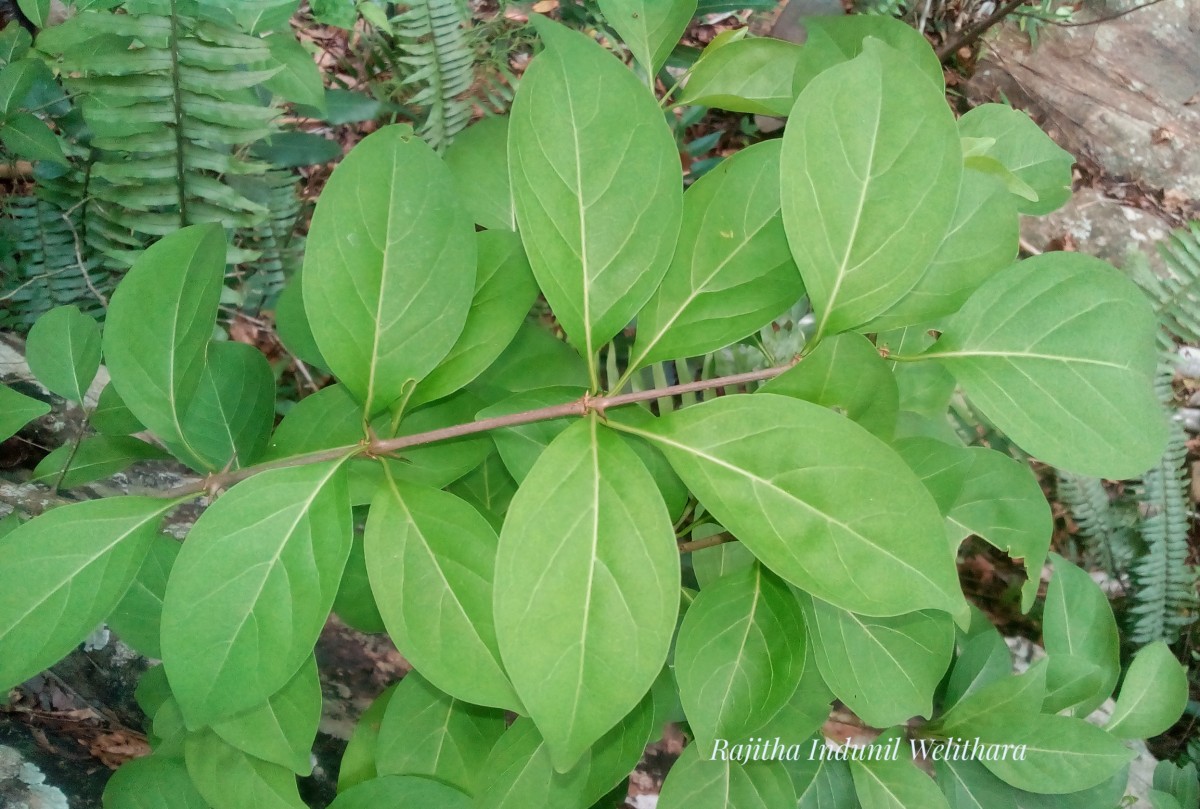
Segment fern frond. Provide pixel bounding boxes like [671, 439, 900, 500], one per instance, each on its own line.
[231, 168, 306, 313]
[1134, 220, 1200, 345]
[393, 0, 475, 151]
[1056, 471, 1139, 573]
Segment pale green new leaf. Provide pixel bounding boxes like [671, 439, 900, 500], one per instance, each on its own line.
[261, 32, 325, 110]
[598, 0, 696, 75]
[161, 461, 351, 727]
[762, 332, 898, 439]
[365, 478, 521, 711]
[800, 594, 953, 728]
[982, 714, 1135, 794]
[443, 116, 514, 231]
[677, 37, 804, 115]
[850, 746, 951, 809]
[375, 672, 506, 796]
[327, 775, 471, 809]
[957, 104, 1074, 215]
[928, 252, 1164, 478]
[0, 384, 49, 442]
[658, 745, 796, 809]
[304, 125, 476, 414]
[25, 305, 101, 404]
[781, 39, 960, 337]
[107, 534, 178, 658]
[509, 17, 682, 380]
[630, 140, 803, 371]
[0, 497, 175, 691]
[625, 394, 965, 618]
[1042, 554, 1119, 716]
[102, 755, 209, 809]
[1105, 641, 1188, 739]
[409, 230, 539, 408]
[211, 655, 322, 775]
[184, 730, 306, 809]
[494, 418, 679, 771]
[103, 224, 225, 466]
[180, 340, 276, 471]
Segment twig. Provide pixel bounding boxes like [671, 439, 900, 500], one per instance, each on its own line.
[1010, 0, 1166, 27]
[936, 0, 1028, 61]
[677, 532, 735, 554]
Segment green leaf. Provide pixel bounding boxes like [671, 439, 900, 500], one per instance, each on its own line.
[658, 745, 796, 809]
[1041, 654, 1107, 715]
[1042, 554, 1119, 716]
[675, 564, 806, 750]
[102, 755, 209, 809]
[931, 663, 1046, 739]
[780, 39, 961, 337]
[445, 452, 516, 531]
[263, 384, 360, 461]
[273, 273, 329, 372]
[296, 87, 381, 123]
[676, 36, 804, 115]
[409, 230, 539, 408]
[982, 714, 1135, 794]
[762, 332, 898, 440]
[0, 57, 40, 117]
[211, 655, 322, 775]
[384, 392, 492, 488]
[957, 104, 1074, 215]
[1154, 761, 1200, 809]
[494, 418, 679, 771]
[476, 387, 583, 484]
[850, 744, 951, 809]
[598, 0, 696, 75]
[581, 688, 658, 804]
[926, 252, 1165, 478]
[751, 649, 833, 744]
[797, 758, 858, 809]
[943, 627, 1012, 708]
[365, 478, 521, 711]
[1152, 792, 1187, 809]
[25, 305, 102, 404]
[106, 534, 178, 658]
[261, 32, 325, 111]
[470, 322, 590, 397]
[623, 394, 965, 618]
[327, 775, 471, 809]
[184, 730, 307, 809]
[630, 140, 803, 371]
[474, 718, 590, 809]
[0, 111, 67, 165]
[893, 439, 1051, 611]
[375, 672, 506, 796]
[509, 16, 682, 382]
[92, 382, 146, 436]
[333, 530, 385, 633]
[798, 15, 944, 94]
[160, 461, 351, 727]
[103, 223, 226, 466]
[0, 497, 175, 691]
[16, 0, 48, 26]
[691, 536, 756, 589]
[867, 168, 1018, 330]
[1105, 641, 1188, 739]
[0, 383, 50, 442]
[0, 24, 32, 65]
[303, 125, 476, 414]
[179, 340, 276, 471]
[338, 684, 397, 792]
[937, 758, 1017, 809]
[251, 131, 341, 167]
[444, 116, 514, 231]
[799, 594, 953, 728]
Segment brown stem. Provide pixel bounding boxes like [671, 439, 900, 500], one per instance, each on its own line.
[936, 0, 1028, 61]
[677, 532, 735, 554]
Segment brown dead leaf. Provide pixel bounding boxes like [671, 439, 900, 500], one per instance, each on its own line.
[1151, 126, 1176, 145]
[531, 0, 558, 11]
[87, 731, 151, 769]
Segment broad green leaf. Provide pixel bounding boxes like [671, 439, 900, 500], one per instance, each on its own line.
[781, 39, 960, 338]
[338, 684, 397, 792]
[658, 745, 796, 809]
[409, 230, 539, 408]
[598, 0, 696, 75]
[931, 662, 1046, 739]
[470, 322, 590, 397]
[135, 667, 173, 729]
[982, 714, 1135, 794]
[161, 461, 352, 727]
[446, 452, 517, 531]
[211, 655, 321, 775]
[102, 755, 209, 809]
[1041, 654, 1106, 715]
[630, 140, 804, 371]
[0, 58, 47, 116]
[752, 651, 834, 743]
[1154, 761, 1200, 809]
[0, 111, 67, 164]
[580, 689, 658, 805]
[0, 383, 49, 442]
[25, 306, 101, 404]
[0, 513, 20, 539]
[675, 564, 806, 750]
[92, 382, 145, 436]
[179, 340, 276, 470]
[365, 479, 521, 711]
[1105, 641, 1188, 739]
[937, 758, 1018, 809]
[1151, 792, 1186, 809]
[623, 394, 965, 618]
[443, 116, 514, 231]
[474, 718, 591, 809]
[0, 24, 32, 65]
[333, 531, 385, 633]
[894, 439, 1051, 610]
[384, 392, 492, 488]
[107, 534, 178, 658]
[800, 594, 953, 728]
[509, 16, 682, 382]
[957, 104, 1074, 215]
[251, 130, 341, 167]
[603, 407, 690, 521]
[103, 223, 225, 465]
[677, 36, 804, 115]
[375, 672, 506, 796]
[762, 332, 898, 439]
[0, 497, 175, 691]
[867, 168, 1018, 330]
[943, 628, 1011, 708]
[798, 758, 858, 809]
[184, 730, 306, 809]
[691, 535, 756, 589]
[327, 775, 471, 809]
[1042, 554, 1119, 716]
[476, 387, 583, 483]
[16, 0, 48, 26]
[263, 384, 361, 461]
[927, 252, 1164, 478]
[494, 418, 679, 771]
[850, 745, 951, 809]
[304, 125, 476, 414]
[797, 15, 944, 94]
[261, 32, 325, 111]
[273, 273, 329, 372]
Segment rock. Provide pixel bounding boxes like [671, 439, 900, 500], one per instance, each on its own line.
[1021, 187, 1174, 271]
